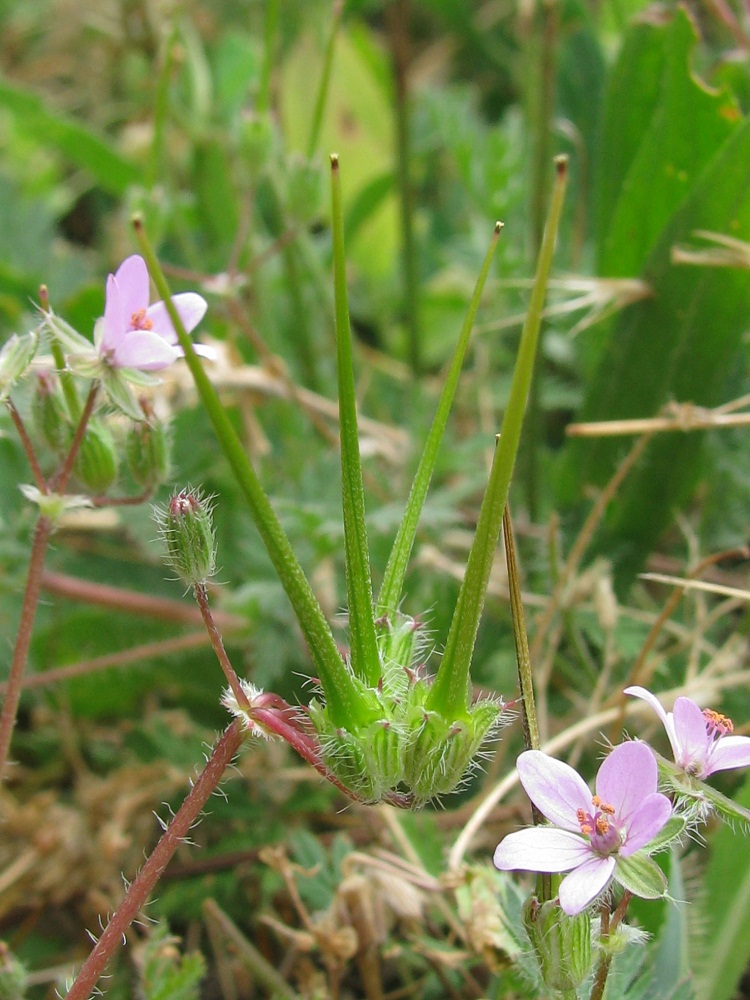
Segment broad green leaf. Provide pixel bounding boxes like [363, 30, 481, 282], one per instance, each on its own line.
[0, 77, 141, 197]
[596, 8, 737, 279]
[692, 779, 750, 1000]
[559, 110, 750, 585]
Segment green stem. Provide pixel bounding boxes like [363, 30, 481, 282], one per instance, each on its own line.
[134, 219, 371, 728]
[330, 155, 380, 686]
[306, 0, 343, 160]
[427, 157, 567, 720]
[378, 222, 502, 614]
[386, 0, 420, 372]
[257, 0, 280, 114]
[502, 505, 539, 752]
[148, 25, 177, 189]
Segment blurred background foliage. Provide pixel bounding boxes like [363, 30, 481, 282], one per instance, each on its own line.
[2, 0, 750, 997]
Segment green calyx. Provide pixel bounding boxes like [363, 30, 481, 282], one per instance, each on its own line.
[523, 896, 593, 992]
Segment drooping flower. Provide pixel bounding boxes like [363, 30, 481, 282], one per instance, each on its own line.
[95, 255, 207, 372]
[625, 685, 750, 779]
[493, 742, 672, 915]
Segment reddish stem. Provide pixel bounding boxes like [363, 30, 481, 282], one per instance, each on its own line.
[194, 582, 252, 711]
[64, 720, 245, 1000]
[0, 516, 54, 778]
[5, 399, 47, 492]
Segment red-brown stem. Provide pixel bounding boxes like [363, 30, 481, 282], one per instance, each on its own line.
[5, 399, 47, 492]
[0, 632, 211, 695]
[194, 582, 252, 712]
[41, 571, 245, 632]
[64, 720, 245, 1000]
[52, 381, 99, 493]
[0, 516, 54, 779]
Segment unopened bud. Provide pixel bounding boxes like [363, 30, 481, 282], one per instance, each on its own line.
[73, 419, 119, 493]
[155, 487, 217, 584]
[127, 410, 171, 488]
[523, 897, 592, 991]
[0, 330, 38, 400]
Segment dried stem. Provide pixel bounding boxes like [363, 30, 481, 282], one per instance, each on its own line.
[64, 721, 245, 1000]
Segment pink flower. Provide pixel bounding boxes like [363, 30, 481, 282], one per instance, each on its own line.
[96, 255, 207, 371]
[493, 742, 672, 915]
[625, 685, 750, 779]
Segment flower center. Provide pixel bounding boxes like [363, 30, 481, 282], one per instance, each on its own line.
[130, 308, 153, 331]
[576, 795, 621, 855]
[703, 708, 733, 737]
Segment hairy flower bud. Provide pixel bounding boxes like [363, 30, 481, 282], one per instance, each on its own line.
[127, 408, 171, 489]
[73, 419, 119, 493]
[522, 897, 593, 991]
[155, 487, 217, 585]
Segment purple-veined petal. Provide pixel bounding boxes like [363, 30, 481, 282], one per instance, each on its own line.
[146, 293, 208, 342]
[619, 792, 673, 855]
[494, 827, 591, 873]
[111, 330, 181, 371]
[517, 750, 592, 831]
[596, 742, 657, 824]
[558, 855, 616, 915]
[672, 697, 711, 767]
[705, 736, 750, 775]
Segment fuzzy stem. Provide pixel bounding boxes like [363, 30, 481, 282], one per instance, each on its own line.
[52, 382, 99, 493]
[0, 516, 53, 780]
[194, 582, 252, 711]
[64, 721, 245, 1000]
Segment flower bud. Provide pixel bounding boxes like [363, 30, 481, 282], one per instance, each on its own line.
[155, 487, 217, 585]
[126, 410, 171, 488]
[522, 896, 593, 991]
[73, 419, 119, 494]
[32, 371, 72, 453]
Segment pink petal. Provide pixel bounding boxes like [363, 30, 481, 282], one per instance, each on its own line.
[625, 686, 681, 759]
[101, 273, 127, 354]
[111, 330, 181, 371]
[114, 255, 150, 311]
[596, 742, 657, 824]
[146, 293, 208, 342]
[705, 735, 750, 775]
[672, 697, 711, 768]
[620, 792, 672, 855]
[494, 827, 591, 873]
[517, 751, 592, 832]
[558, 855, 616, 915]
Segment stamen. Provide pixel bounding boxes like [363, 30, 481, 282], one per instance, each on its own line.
[595, 816, 610, 835]
[704, 708, 734, 736]
[130, 308, 153, 331]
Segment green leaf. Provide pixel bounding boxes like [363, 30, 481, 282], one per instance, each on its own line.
[693, 779, 750, 1000]
[0, 76, 142, 197]
[595, 8, 737, 280]
[614, 851, 668, 900]
[560, 110, 750, 586]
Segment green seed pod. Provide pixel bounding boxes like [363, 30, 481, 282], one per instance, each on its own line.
[32, 371, 72, 453]
[523, 896, 593, 992]
[0, 330, 38, 401]
[73, 419, 118, 494]
[156, 487, 217, 585]
[126, 414, 171, 488]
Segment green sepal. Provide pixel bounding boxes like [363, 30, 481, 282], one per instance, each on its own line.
[655, 752, 750, 828]
[614, 850, 668, 900]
